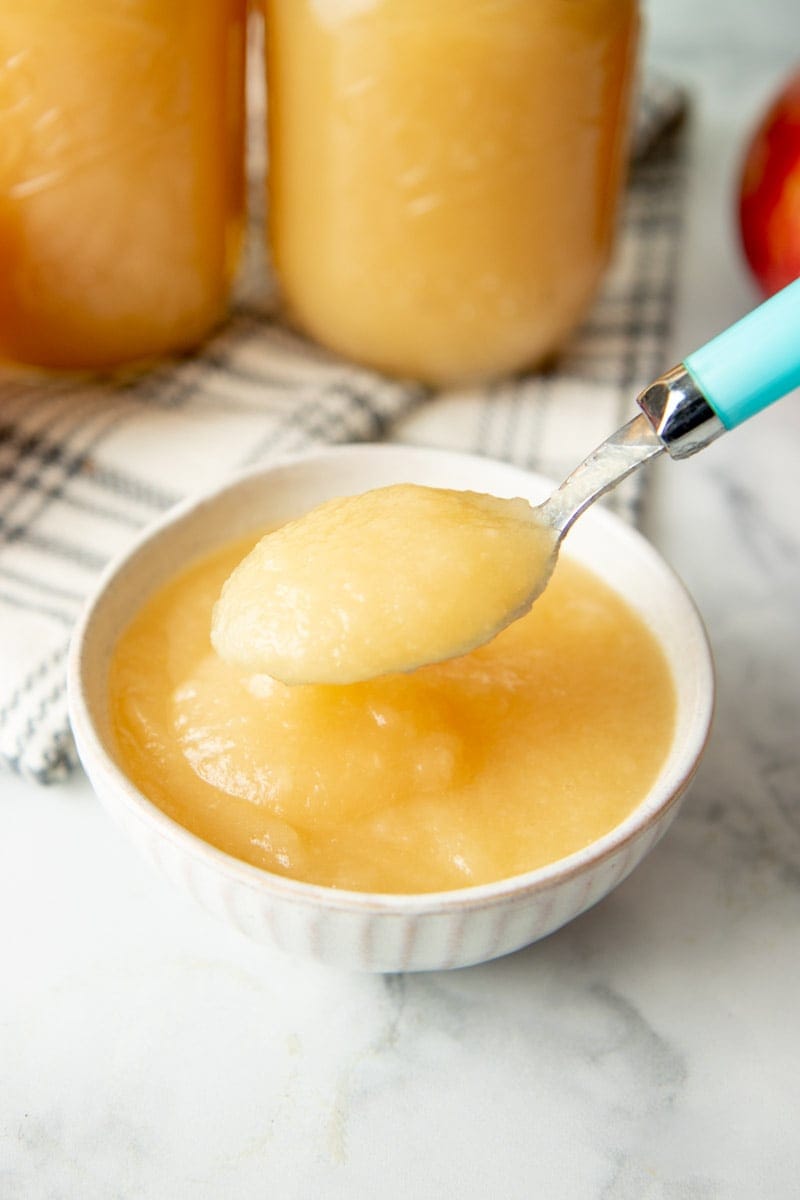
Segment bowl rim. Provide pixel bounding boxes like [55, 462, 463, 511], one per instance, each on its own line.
[67, 443, 715, 916]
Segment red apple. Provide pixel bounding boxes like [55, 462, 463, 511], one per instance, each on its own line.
[738, 69, 800, 296]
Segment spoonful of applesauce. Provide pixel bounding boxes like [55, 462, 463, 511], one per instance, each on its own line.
[212, 280, 800, 685]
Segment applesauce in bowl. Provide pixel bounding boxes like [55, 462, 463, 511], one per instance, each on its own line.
[68, 446, 714, 971]
[109, 530, 674, 894]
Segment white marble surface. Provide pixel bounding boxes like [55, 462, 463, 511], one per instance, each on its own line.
[3, 2, 800, 1196]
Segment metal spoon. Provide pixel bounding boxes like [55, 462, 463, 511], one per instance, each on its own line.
[214, 280, 800, 686]
[525, 276, 800, 603]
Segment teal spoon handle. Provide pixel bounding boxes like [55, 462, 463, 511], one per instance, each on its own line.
[533, 280, 800, 535]
[637, 278, 800, 459]
[683, 277, 800, 430]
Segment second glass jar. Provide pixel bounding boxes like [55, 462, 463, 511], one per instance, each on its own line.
[265, 0, 640, 386]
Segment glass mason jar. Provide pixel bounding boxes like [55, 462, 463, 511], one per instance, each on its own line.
[265, 0, 639, 386]
[0, 0, 246, 371]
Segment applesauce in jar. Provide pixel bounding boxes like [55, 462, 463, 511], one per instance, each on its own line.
[264, 0, 639, 385]
[0, 0, 246, 371]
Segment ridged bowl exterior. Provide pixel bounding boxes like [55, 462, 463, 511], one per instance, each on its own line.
[68, 446, 714, 972]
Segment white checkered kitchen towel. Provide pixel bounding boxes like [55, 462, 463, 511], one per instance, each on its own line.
[0, 78, 687, 783]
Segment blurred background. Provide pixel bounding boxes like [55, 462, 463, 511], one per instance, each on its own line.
[645, 0, 798, 341]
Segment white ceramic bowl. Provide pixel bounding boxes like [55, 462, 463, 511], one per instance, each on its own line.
[68, 445, 714, 972]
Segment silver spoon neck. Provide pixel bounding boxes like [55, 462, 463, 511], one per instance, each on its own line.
[536, 363, 727, 537]
[637, 363, 726, 460]
[537, 413, 664, 537]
